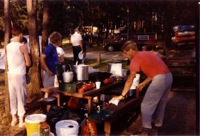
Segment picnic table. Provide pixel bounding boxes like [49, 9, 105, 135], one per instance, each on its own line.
[40, 78, 127, 113]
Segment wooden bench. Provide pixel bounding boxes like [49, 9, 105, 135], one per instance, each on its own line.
[89, 95, 143, 136]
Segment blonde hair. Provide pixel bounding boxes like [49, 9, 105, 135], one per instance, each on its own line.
[49, 31, 62, 45]
[121, 40, 138, 52]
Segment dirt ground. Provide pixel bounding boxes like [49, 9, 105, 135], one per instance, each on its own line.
[121, 90, 196, 136]
[0, 44, 197, 135]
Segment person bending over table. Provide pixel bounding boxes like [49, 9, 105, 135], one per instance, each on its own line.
[70, 27, 83, 65]
[111, 40, 172, 136]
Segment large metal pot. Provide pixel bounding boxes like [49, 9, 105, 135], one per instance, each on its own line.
[73, 64, 88, 81]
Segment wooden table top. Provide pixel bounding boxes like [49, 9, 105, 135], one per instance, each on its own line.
[40, 78, 127, 98]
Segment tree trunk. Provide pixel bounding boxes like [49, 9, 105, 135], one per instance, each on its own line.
[4, 0, 11, 115]
[26, 0, 42, 95]
[41, 0, 50, 52]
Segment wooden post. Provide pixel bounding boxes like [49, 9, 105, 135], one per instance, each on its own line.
[104, 121, 111, 136]
[97, 52, 101, 64]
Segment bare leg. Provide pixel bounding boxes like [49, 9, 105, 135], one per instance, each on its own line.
[11, 114, 18, 126]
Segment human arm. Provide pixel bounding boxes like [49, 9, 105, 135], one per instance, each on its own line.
[112, 71, 137, 101]
[79, 34, 83, 51]
[40, 54, 53, 76]
[59, 54, 65, 64]
[20, 44, 31, 67]
[136, 76, 152, 92]
[57, 47, 65, 64]
[79, 39, 83, 51]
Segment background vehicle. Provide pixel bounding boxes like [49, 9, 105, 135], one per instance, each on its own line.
[103, 34, 127, 51]
[103, 33, 158, 51]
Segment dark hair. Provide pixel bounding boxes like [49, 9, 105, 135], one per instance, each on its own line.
[121, 40, 138, 52]
[21, 37, 27, 44]
[49, 31, 62, 45]
[12, 26, 23, 36]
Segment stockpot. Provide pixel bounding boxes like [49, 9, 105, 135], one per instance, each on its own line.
[73, 64, 89, 81]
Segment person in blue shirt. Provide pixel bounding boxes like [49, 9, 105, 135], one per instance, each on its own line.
[40, 31, 62, 87]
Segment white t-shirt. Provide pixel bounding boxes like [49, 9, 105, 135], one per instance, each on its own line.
[56, 46, 65, 56]
[70, 32, 82, 46]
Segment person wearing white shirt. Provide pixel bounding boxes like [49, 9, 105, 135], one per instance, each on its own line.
[6, 26, 31, 127]
[70, 27, 83, 64]
[56, 46, 65, 64]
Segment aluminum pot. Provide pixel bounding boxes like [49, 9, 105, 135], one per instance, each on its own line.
[73, 64, 88, 81]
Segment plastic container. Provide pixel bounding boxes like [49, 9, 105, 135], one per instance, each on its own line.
[25, 114, 47, 136]
[56, 120, 79, 136]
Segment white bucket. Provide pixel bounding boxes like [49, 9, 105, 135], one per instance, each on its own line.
[108, 63, 122, 76]
[25, 114, 47, 136]
[56, 120, 79, 136]
[63, 71, 74, 83]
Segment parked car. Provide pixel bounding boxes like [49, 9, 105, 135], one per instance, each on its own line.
[103, 34, 127, 52]
[103, 33, 158, 51]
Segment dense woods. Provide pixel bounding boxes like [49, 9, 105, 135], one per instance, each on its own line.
[0, 0, 198, 45]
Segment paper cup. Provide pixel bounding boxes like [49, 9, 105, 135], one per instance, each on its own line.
[95, 81, 101, 89]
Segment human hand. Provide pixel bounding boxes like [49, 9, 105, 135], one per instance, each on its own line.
[136, 83, 146, 92]
[47, 70, 54, 77]
[83, 52, 86, 57]
[111, 95, 124, 101]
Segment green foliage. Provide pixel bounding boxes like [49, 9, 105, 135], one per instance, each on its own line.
[0, 0, 197, 43]
[10, 2, 28, 32]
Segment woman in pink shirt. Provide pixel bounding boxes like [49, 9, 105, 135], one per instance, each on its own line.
[111, 40, 172, 136]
